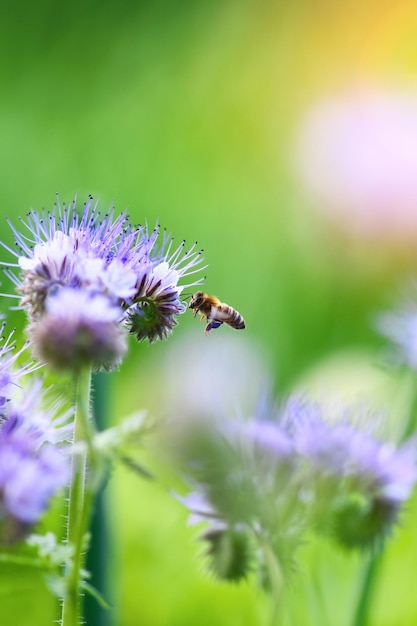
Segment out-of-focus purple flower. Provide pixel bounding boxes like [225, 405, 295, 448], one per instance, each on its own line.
[0, 431, 68, 525]
[292, 406, 416, 502]
[5, 378, 73, 446]
[175, 490, 226, 529]
[289, 397, 417, 546]
[175, 488, 253, 582]
[0, 351, 70, 538]
[295, 87, 417, 241]
[176, 394, 417, 559]
[240, 420, 293, 458]
[0, 324, 70, 540]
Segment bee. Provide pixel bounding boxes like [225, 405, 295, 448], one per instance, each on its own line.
[189, 291, 246, 335]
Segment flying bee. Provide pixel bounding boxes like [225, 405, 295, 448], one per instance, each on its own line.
[189, 291, 246, 335]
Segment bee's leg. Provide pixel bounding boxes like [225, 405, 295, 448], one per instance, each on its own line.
[204, 320, 223, 335]
[199, 313, 206, 322]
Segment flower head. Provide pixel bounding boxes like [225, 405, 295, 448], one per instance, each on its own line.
[29, 288, 127, 371]
[2, 196, 206, 367]
[0, 339, 70, 541]
[0, 413, 68, 538]
[287, 397, 417, 546]
[174, 394, 417, 582]
[6, 197, 149, 318]
[175, 489, 254, 582]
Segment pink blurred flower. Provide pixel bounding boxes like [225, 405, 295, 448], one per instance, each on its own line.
[295, 86, 417, 239]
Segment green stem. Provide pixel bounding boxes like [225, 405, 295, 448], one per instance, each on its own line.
[352, 369, 417, 626]
[61, 366, 95, 626]
[399, 369, 417, 440]
[352, 551, 381, 626]
[255, 531, 284, 626]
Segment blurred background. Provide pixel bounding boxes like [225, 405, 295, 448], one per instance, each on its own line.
[2, 0, 417, 624]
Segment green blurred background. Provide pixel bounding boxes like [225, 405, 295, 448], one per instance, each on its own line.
[2, 1, 417, 624]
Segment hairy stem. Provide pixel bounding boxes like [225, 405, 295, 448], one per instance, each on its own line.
[61, 366, 95, 626]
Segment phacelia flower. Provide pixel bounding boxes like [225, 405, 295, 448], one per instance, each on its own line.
[289, 398, 417, 546]
[174, 395, 417, 584]
[0, 413, 68, 540]
[176, 490, 254, 582]
[173, 408, 306, 586]
[28, 288, 127, 371]
[2, 196, 206, 368]
[0, 335, 70, 541]
[126, 260, 186, 342]
[5, 378, 73, 446]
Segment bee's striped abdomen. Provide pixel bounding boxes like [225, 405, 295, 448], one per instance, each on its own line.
[221, 304, 246, 330]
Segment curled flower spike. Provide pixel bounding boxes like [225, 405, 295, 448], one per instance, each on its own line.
[126, 239, 206, 343]
[126, 262, 186, 342]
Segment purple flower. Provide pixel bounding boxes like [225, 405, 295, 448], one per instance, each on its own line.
[5, 197, 145, 318]
[287, 397, 417, 546]
[238, 420, 293, 459]
[0, 434, 68, 524]
[0, 370, 70, 538]
[176, 409, 300, 533]
[175, 490, 226, 529]
[126, 261, 186, 342]
[2, 196, 206, 359]
[5, 378, 73, 445]
[175, 489, 253, 582]
[127, 239, 206, 342]
[294, 412, 415, 499]
[29, 288, 127, 371]
[177, 395, 417, 555]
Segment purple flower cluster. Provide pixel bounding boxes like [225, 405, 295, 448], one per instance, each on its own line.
[0, 331, 70, 540]
[178, 396, 417, 580]
[3, 196, 205, 369]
